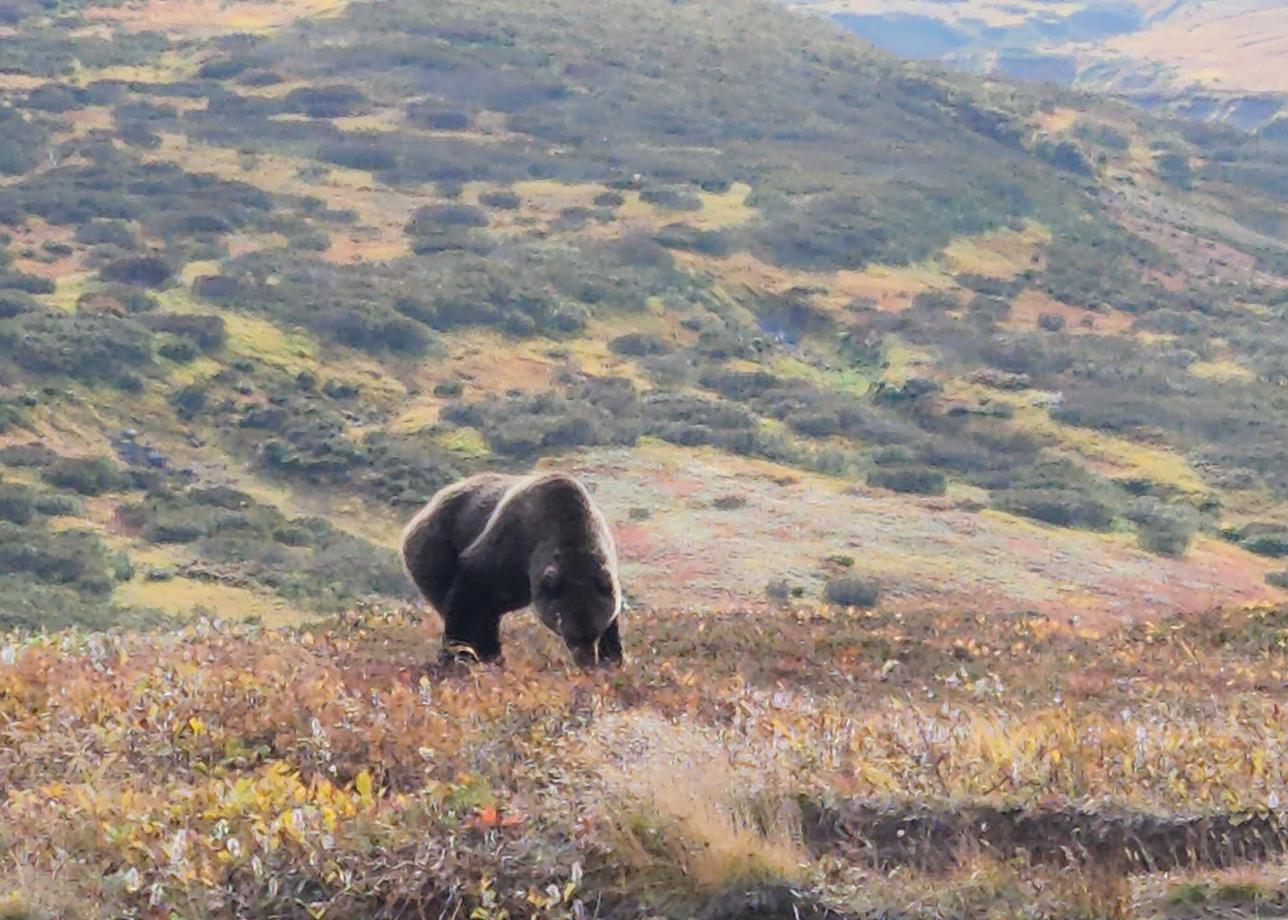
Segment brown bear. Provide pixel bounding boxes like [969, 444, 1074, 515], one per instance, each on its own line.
[401, 471, 624, 667]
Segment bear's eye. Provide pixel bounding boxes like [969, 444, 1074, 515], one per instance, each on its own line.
[595, 573, 613, 596]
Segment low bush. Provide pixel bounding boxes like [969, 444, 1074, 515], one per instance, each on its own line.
[0, 291, 36, 318]
[0, 522, 114, 594]
[824, 574, 881, 608]
[41, 456, 128, 496]
[640, 187, 702, 211]
[0, 574, 151, 631]
[100, 255, 173, 288]
[0, 481, 35, 524]
[609, 332, 672, 357]
[138, 313, 227, 351]
[1127, 499, 1199, 559]
[478, 190, 521, 210]
[993, 487, 1115, 531]
[282, 84, 367, 118]
[867, 467, 947, 496]
[33, 492, 82, 516]
[157, 336, 199, 363]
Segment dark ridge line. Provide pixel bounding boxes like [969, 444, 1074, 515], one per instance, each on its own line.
[800, 800, 1288, 874]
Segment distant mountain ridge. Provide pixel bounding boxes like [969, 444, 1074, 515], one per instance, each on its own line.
[789, 0, 1288, 132]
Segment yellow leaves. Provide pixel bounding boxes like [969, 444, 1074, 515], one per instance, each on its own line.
[188, 716, 206, 737]
[354, 769, 374, 805]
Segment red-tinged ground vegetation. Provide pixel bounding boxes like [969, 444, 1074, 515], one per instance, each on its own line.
[3, 602, 1288, 918]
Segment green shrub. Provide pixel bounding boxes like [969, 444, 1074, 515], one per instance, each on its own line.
[408, 108, 471, 131]
[170, 384, 208, 420]
[33, 493, 82, 517]
[138, 313, 227, 351]
[0, 443, 58, 467]
[157, 336, 199, 363]
[867, 467, 947, 496]
[824, 575, 881, 609]
[0, 574, 153, 632]
[639, 187, 701, 211]
[1226, 523, 1288, 558]
[42, 456, 127, 496]
[993, 488, 1115, 531]
[478, 190, 521, 210]
[1037, 313, 1066, 333]
[765, 579, 792, 602]
[100, 255, 173, 288]
[0, 312, 153, 383]
[0, 270, 55, 295]
[0, 291, 38, 318]
[283, 84, 367, 118]
[609, 332, 671, 357]
[0, 523, 113, 594]
[0, 482, 35, 524]
[406, 204, 488, 233]
[1127, 499, 1199, 558]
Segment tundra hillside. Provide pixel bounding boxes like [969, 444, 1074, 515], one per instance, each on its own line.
[1, 0, 1288, 914]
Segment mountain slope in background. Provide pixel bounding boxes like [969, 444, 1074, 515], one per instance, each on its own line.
[790, 0, 1288, 132]
[0, 0, 1287, 632]
[8, 2, 1288, 914]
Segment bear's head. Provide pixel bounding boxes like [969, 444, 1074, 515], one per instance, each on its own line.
[531, 549, 619, 667]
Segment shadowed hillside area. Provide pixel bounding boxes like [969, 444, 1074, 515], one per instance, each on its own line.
[1, 0, 1288, 914]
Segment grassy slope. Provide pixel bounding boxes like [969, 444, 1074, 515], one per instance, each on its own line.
[1, 0, 1287, 631]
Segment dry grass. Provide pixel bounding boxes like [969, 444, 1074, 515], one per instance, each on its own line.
[678, 250, 955, 314]
[943, 220, 1052, 279]
[113, 575, 310, 625]
[1008, 403, 1209, 495]
[85, 0, 348, 36]
[584, 713, 807, 891]
[1005, 288, 1135, 335]
[1106, 3, 1288, 94]
[563, 443, 1281, 625]
[1190, 358, 1255, 382]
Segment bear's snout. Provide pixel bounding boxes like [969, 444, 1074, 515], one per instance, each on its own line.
[569, 641, 599, 669]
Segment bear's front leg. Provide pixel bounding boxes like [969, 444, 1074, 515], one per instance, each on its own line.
[439, 576, 503, 664]
[595, 619, 624, 666]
